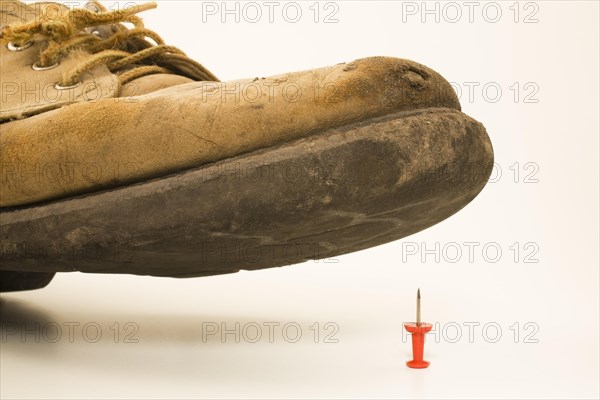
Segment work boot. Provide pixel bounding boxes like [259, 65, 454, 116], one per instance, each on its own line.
[0, 1, 494, 291]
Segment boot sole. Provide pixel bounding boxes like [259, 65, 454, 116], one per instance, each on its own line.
[0, 107, 493, 279]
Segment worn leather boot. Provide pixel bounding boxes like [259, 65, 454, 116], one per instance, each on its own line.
[0, 1, 493, 291]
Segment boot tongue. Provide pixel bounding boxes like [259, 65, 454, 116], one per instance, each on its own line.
[120, 73, 194, 96]
[84, 23, 200, 95]
[81, 1, 216, 94]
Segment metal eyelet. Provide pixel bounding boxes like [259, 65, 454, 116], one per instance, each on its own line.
[32, 61, 59, 71]
[7, 41, 33, 51]
[85, 4, 101, 13]
[55, 81, 82, 90]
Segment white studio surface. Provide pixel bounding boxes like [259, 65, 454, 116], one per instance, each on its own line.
[1, 1, 599, 399]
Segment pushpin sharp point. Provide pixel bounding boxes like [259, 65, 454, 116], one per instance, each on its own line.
[416, 288, 421, 326]
[404, 288, 432, 369]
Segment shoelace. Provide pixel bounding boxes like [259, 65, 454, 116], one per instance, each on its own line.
[0, 1, 218, 88]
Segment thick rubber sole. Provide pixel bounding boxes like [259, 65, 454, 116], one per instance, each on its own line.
[0, 270, 55, 292]
[0, 108, 493, 280]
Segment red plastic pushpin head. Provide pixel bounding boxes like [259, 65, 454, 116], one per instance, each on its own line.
[404, 289, 432, 369]
[404, 322, 432, 368]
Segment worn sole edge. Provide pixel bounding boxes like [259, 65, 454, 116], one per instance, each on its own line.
[0, 108, 493, 277]
[0, 271, 55, 292]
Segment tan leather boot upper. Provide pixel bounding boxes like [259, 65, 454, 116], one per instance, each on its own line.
[0, 1, 460, 208]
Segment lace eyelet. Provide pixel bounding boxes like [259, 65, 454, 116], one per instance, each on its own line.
[85, 3, 101, 13]
[55, 81, 82, 90]
[7, 41, 33, 52]
[32, 61, 60, 71]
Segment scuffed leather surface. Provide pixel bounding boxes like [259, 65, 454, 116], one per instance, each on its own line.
[1, 56, 460, 207]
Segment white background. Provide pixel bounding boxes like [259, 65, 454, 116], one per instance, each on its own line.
[1, 1, 599, 399]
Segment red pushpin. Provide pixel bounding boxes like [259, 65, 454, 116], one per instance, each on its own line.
[404, 288, 432, 369]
